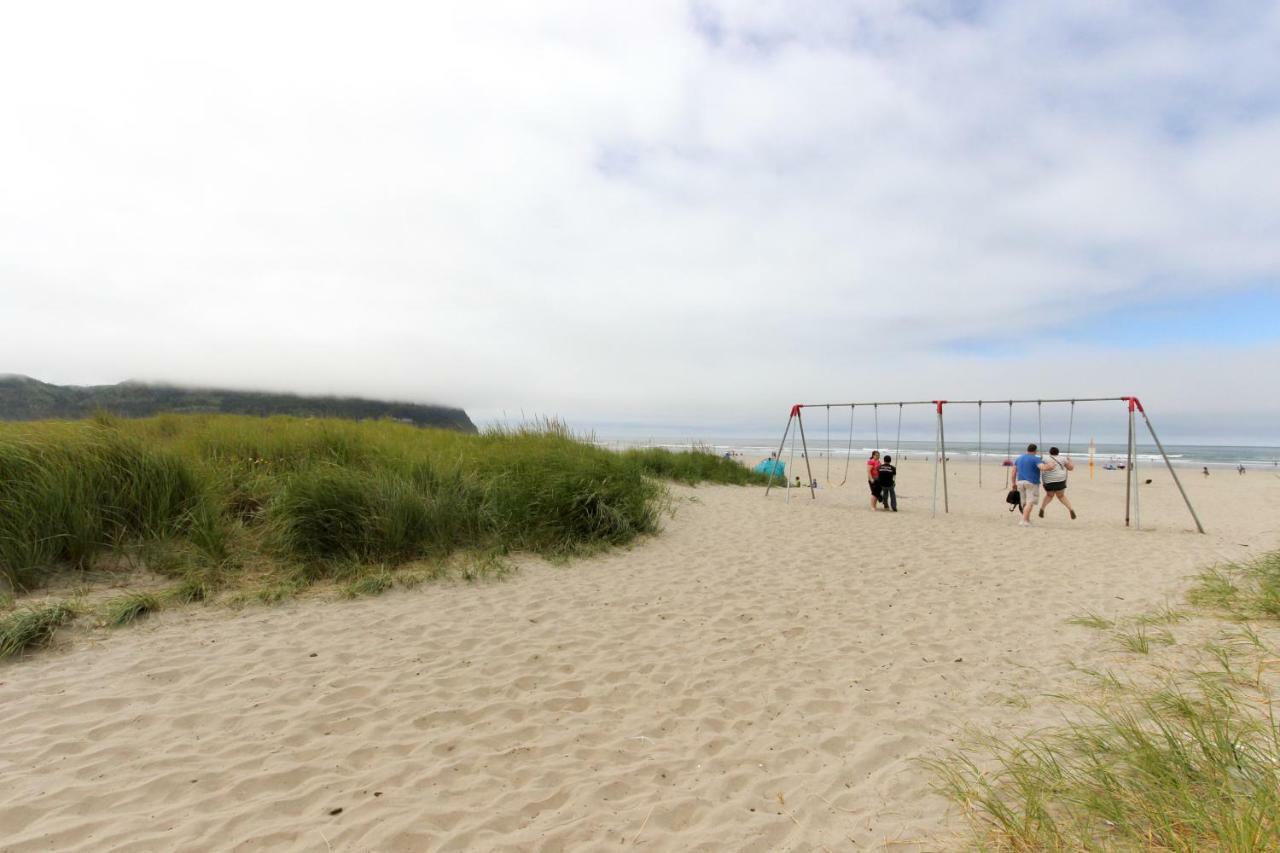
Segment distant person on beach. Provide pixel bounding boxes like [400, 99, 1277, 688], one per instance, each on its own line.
[1037, 447, 1076, 520]
[1203, 466, 1210, 477]
[877, 454, 898, 512]
[867, 450, 882, 510]
[1013, 443, 1042, 527]
[794, 476, 803, 488]
[1238, 464, 1246, 475]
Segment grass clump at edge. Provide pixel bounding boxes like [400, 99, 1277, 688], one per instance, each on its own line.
[102, 592, 160, 627]
[622, 446, 776, 486]
[1, 603, 76, 659]
[1067, 612, 1114, 630]
[1191, 552, 1280, 619]
[341, 571, 395, 598]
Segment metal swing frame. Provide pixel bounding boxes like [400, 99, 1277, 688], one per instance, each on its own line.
[763, 396, 1205, 533]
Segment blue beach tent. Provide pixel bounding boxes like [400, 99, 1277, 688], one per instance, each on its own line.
[752, 458, 785, 479]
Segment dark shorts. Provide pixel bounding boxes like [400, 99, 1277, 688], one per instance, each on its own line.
[1044, 481, 1066, 492]
[869, 482, 881, 496]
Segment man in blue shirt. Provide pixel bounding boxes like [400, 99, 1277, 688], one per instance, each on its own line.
[1013, 443, 1043, 527]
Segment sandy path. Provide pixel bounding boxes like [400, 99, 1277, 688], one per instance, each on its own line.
[2, 460, 1278, 851]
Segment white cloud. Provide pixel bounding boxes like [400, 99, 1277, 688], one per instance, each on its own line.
[1, 1, 1278, 441]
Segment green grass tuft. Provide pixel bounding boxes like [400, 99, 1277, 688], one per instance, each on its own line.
[170, 567, 222, 604]
[1114, 625, 1152, 654]
[1136, 604, 1190, 625]
[622, 447, 775, 486]
[1191, 552, 1280, 620]
[1067, 612, 1114, 630]
[103, 592, 160, 627]
[341, 571, 395, 598]
[1, 603, 76, 659]
[1112, 625, 1175, 655]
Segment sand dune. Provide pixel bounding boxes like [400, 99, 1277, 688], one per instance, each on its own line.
[2, 459, 1278, 851]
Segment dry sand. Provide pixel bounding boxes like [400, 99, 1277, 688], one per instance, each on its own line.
[2, 459, 1279, 851]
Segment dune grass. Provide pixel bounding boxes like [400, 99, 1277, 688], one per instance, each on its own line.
[1136, 605, 1190, 626]
[0, 416, 706, 591]
[341, 571, 395, 598]
[0, 415, 766, 652]
[621, 446, 776, 486]
[0, 603, 76, 659]
[929, 667, 1280, 851]
[1067, 612, 1114, 630]
[1191, 552, 1280, 619]
[1112, 624, 1175, 655]
[932, 549, 1280, 851]
[103, 592, 160, 627]
[0, 424, 207, 590]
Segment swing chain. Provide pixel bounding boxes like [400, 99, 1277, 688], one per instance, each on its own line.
[1067, 400, 1076, 457]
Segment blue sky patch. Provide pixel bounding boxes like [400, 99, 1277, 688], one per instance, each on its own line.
[946, 285, 1280, 355]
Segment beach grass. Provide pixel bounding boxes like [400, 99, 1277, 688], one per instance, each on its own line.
[0, 415, 762, 648]
[103, 592, 160, 627]
[1067, 612, 1114, 630]
[1136, 604, 1190, 626]
[0, 603, 76, 659]
[932, 548, 1280, 851]
[341, 571, 395, 598]
[1112, 624, 1174, 655]
[621, 446, 776, 486]
[928, 666, 1280, 851]
[1191, 552, 1280, 619]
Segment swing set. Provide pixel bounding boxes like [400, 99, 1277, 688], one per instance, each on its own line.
[765, 395, 1204, 534]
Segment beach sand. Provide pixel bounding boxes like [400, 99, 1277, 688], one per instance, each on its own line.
[2, 459, 1278, 851]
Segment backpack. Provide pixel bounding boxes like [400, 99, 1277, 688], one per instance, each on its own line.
[1006, 487, 1022, 511]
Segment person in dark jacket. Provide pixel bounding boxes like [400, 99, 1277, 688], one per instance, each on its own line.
[877, 455, 898, 512]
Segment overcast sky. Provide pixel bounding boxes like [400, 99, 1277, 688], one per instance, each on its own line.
[3, 1, 1278, 443]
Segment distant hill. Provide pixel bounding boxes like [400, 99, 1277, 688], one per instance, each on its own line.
[0, 376, 478, 433]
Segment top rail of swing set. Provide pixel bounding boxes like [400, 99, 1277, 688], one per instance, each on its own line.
[767, 395, 1206, 534]
[793, 396, 1131, 408]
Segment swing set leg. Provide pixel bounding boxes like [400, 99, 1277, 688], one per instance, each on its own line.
[796, 408, 816, 499]
[764, 409, 793, 497]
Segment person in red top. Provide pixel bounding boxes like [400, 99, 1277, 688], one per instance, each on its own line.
[867, 450, 882, 510]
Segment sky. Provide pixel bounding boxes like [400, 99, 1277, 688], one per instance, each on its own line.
[2, 1, 1278, 444]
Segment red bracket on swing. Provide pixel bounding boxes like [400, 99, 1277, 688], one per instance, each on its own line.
[932, 399, 947, 414]
[790, 404, 803, 417]
[1122, 396, 1144, 413]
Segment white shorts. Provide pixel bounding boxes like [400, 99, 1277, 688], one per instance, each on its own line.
[1017, 481, 1040, 506]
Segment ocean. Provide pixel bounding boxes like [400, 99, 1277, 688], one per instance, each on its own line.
[593, 436, 1280, 469]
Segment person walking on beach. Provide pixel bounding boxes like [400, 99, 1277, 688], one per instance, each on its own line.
[1037, 447, 1076, 520]
[867, 450, 882, 510]
[1012, 443, 1042, 527]
[877, 454, 898, 512]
